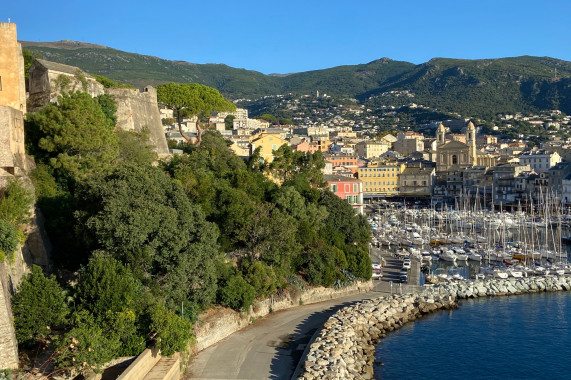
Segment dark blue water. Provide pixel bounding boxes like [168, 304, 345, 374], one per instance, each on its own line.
[375, 292, 571, 379]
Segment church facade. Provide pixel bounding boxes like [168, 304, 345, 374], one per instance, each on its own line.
[435, 121, 496, 172]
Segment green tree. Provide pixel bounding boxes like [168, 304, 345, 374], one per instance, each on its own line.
[75, 252, 142, 319]
[12, 265, 68, 346]
[236, 202, 298, 268]
[26, 91, 119, 178]
[115, 128, 158, 165]
[217, 275, 256, 312]
[147, 302, 193, 356]
[224, 114, 235, 130]
[270, 146, 325, 185]
[91, 74, 135, 89]
[156, 83, 235, 146]
[0, 178, 34, 225]
[258, 114, 277, 124]
[22, 48, 41, 79]
[0, 219, 19, 262]
[242, 260, 280, 298]
[75, 163, 220, 308]
[162, 117, 176, 126]
[96, 94, 118, 127]
[55, 310, 123, 374]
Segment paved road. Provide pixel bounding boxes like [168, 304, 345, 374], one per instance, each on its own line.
[185, 287, 388, 380]
[185, 248, 419, 380]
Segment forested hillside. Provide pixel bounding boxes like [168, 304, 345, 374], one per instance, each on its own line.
[22, 41, 571, 117]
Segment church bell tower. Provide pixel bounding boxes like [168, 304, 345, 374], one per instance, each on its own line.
[466, 121, 477, 165]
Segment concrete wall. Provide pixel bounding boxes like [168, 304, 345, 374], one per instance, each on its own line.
[117, 346, 161, 380]
[193, 281, 373, 352]
[105, 87, 169, 155]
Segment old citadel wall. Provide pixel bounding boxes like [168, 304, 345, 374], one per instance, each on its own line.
[104, 86, 169, 154]
[0, 22, 33, 370]
[28, 60, 169, 154]
[0, 22, 170, 369]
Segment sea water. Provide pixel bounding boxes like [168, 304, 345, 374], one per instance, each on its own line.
[374, 292, 571, 379]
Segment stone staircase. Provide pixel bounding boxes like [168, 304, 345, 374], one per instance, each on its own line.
[117, 347, 180, 380]
[142, 357, 180, 380]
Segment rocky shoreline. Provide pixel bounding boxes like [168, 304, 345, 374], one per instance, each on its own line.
[296, 275, 571, 380]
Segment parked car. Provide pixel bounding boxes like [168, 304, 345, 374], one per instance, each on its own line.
[372, 268, 382, 280]
[399, 271, 408, 283]
[402, 260, 411, 270]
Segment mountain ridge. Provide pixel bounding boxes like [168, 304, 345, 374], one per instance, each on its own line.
[20, 40, 571, 117]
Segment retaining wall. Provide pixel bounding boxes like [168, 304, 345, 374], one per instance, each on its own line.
[192, 281, 373, 352]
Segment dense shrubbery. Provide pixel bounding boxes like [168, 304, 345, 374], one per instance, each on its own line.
[0, 179, 34, 262]
[218, 275, 256, 311]
[0, 219, 19, 262]
[12, 265, 68, 346]
[18, 86, 370, 374]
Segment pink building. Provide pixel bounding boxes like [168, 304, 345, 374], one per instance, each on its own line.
[324, 174, 364, 214]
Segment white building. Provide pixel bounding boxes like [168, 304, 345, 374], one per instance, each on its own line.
[354, 141, 389, 159]
[518, 150, 561, 173]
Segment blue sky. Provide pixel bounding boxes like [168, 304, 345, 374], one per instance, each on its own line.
[4, 0, 570, 74]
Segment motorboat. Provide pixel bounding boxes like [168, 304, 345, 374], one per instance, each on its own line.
[440, 250, 457, 263]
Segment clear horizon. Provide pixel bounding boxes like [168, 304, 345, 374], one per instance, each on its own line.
[4, 0, 571, 74]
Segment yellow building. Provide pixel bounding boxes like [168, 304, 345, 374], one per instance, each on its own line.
[357, 159, 405, 195]
[249, 132, 288, 163]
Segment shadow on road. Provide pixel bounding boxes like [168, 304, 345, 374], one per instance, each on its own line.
[268, 298, 368, 380]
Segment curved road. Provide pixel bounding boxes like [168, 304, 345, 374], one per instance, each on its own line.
[186, 286, 388, 380]
[186, 251, 412, 380]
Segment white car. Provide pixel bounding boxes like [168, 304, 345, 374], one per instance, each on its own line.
[402, 261, 411, 270]
[372, 268, 382, 280]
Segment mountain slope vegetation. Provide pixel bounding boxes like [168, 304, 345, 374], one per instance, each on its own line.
[21, 41, 571, 117]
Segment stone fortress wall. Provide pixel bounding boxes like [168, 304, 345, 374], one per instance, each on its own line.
[0, 23, 26, 113]
[28, 59, 105, 112]
[28, 60, 169, 154]
[0, 106, 27, 176]
[105, 86, 169, 154]
[0, 22, 28, 369]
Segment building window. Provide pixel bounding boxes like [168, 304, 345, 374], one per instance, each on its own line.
[452, 154, 458, 165]
[0, 76, 2, 91]
[330, 184, 338, 192]
[353, 183, 358, 193]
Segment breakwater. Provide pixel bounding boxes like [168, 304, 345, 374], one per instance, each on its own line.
[295, 293, 458, 379]
[296, 275, 571, 380]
